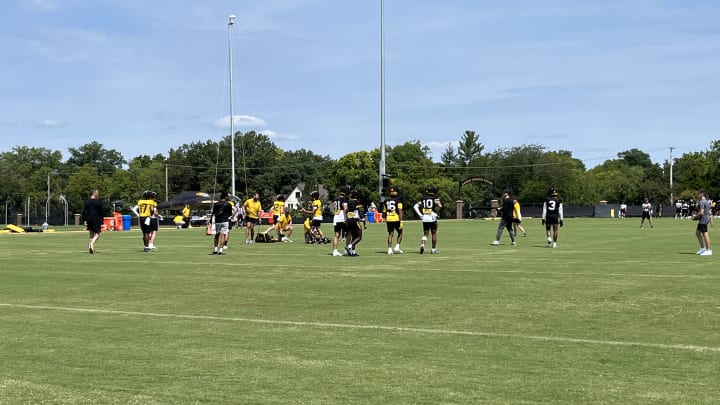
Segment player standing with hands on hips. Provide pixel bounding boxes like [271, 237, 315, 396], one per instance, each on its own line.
[414, 185, 442, 254]
[542, 186, 564, 248]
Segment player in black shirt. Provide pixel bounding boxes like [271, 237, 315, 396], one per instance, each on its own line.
[542, 186, 564, 248]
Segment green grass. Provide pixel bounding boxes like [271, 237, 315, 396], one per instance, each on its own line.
[1, 218, 718, 404]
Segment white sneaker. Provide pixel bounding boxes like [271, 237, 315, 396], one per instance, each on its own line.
[511, 241, 517, 246]
[700, 250, 713, 256]
[547, 237, 553, 244]
[431, 248, 437, 254]
[490, 240, 500, 246]
[697, 248, 707, 255]
[332, 250, 342, 257]
[387, 248, 393, 255]
[552, 242, 557, 248]
[393, 247, 404, 254]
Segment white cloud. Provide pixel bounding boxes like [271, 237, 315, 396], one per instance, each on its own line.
[38, 119, 65, 128]
[215, 114, 266, 129]
[260, 130, 301, 141]
[29, 0, 59, 12]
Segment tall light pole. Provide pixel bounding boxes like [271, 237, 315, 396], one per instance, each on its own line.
[379, 0, 386, 198]
[669, 146, 674, 205]
[228, 14, 236, 197]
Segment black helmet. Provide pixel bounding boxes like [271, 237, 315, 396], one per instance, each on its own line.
[142, 190, 151, 199]
[339, 185, 350, 195]
[388, 186, 400, 197]
[350, 188, 360, 199]
[425, 185, 438, 196]
[310, 191, 319, 199]
[548, 186, 558, 197]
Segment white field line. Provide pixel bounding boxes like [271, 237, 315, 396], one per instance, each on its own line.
[2, 303, 718, 353]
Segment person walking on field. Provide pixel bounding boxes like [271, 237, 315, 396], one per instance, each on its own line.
[211, 191, 235, 255]
[491, 189, 516, 246]
[83, 189, 104, 254]
[542, 186, 564, 248]
[695, 190, 713, 256]
[414, 185, 442, 254]
[131, 190, 159, 252]
[512, 196, 527, 237]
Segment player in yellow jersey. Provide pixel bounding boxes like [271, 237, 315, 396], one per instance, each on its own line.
[131, 190, 159, 252]
[382, 186, 404, 254]
[302, 191, 326, 243]
[512, 196, 527, 237]
[243, 192, 262, 244]
[262, 194, 286, 239]
[277, 211, 294, 242]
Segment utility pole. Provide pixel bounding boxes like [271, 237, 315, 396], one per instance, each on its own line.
[669, 146, 674, 205]
[378, 0, 386, 200]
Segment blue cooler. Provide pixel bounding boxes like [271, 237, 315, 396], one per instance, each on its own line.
[366, 211, 375, 223]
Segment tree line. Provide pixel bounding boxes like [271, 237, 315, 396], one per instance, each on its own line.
[2, 131, 719, 223]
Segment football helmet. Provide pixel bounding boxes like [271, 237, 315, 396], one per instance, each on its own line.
[425, 185, 438, 196]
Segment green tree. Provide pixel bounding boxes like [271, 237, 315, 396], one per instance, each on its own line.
[67, 141, 126, 174]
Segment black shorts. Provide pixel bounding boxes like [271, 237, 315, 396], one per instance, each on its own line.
[545, 217, 559, 226]
[140, 217, 159, 233]
[334, 222, 347, 234]
[347, 219, 362, 238]
[422, 221, 438, 232]
[311, 219, 322, 228]
[87, 219, 102, 234]
[642, 212, 651, 219]
[386, 221, 402, 234]
[697, 223, 709, 233]
[246, 217, 259, 226]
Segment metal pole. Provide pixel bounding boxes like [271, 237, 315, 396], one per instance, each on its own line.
[46, 173, 50, 224]
[228, 15, 236, 197]
[379, 0, 386, 199]
[669, 146, 674, 205]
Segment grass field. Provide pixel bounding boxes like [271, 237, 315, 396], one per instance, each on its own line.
[1, 217, 718, 404]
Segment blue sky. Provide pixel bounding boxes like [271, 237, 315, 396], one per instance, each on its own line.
[1, 0, 719, 168]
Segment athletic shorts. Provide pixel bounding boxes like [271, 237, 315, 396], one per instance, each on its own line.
[422, 221, 438, 232]
[386, 221, 402, 234]
[246, 217, 259, 226]
[215, 221, 230, 235]
[347, 219, 361, 238]
[140, 217, 159, 233]
[334, 222, 347, 234]
[697, 223, 709, 233]
[87, 219, 102, 234]
[311, 219, 322, 228]
[545, 217, 559, 226]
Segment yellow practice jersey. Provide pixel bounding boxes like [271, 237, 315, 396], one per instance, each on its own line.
[182, 206, 190, 217]
[272, 200, 285, 216]
[311, 199, 323, 218]
[244, 198, 261, 219]
[383, 198, 403, 222]
[137, 199, 157, 217]
[278, 214, 292, 229]
[513, 201, 521, 219]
